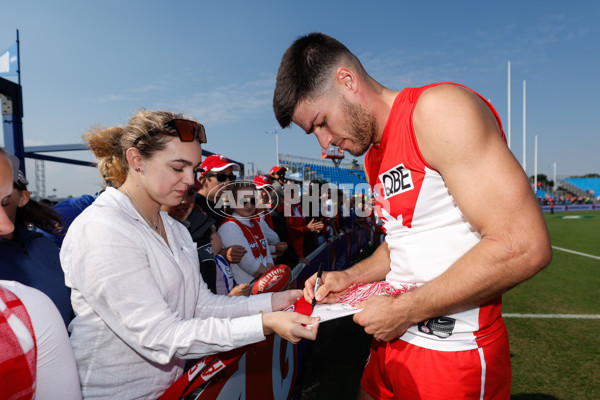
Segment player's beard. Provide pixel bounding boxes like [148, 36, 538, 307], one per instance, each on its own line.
[338, 95, 377, 157]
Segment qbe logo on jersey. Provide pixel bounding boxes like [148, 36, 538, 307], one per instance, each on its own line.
[378, 163, 414, 199]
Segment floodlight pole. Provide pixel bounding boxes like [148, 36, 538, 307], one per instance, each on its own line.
[522, 80, 526, 174]
[275, 129, 279, 166]
[552, 162, 557, 193]
[534, 135, 538, 192]
[507, 61, 511, 150]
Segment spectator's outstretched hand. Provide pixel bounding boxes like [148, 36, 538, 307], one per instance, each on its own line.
[223, 245, 246, 263]
[307, 218, 324, 232]
[275, 242, 288, 256]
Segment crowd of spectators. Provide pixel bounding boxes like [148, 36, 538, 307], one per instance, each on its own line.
[537, 193, 597, 206]
[193, 156, 377, 289]
[534, 181, 598, 205]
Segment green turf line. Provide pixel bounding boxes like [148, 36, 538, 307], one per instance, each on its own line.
[552, 245, 600, 260]
[504, 313, 600, 319]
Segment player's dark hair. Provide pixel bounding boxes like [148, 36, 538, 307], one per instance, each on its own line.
[273, 32, 362, 128]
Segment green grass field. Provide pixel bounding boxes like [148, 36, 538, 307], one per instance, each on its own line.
[293, 210, 600, 399]
[504, 210, 600, 399]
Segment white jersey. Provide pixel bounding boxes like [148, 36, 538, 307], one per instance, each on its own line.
[365, 83, 507, 351]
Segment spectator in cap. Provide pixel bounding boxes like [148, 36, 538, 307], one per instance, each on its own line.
[253, 175, 278, 230]
[255, 175, 309, 268]
[196, 154, 247, 265]
[196, 154, 240, 226]
[269, 166, 287, 199]
[270, 166, 287, 184]
[0, 151, 73, 326]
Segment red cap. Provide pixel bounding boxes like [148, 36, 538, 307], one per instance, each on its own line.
[269, 166, 287, 176]
[253, 175, 273, 189]
[200, 154, 240, 176]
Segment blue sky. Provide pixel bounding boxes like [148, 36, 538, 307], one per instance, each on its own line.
[1, 1, 599, 198]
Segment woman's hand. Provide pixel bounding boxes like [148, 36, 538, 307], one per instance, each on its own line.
[262, 311, 320, 344]
[271, 289, 302, 311]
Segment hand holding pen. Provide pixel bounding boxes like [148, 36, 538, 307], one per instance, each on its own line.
[312, 264, 324, 309]
[303, 266, 354, 306]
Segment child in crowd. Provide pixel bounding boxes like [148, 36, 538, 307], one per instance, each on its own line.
[218, 182, 273, 283]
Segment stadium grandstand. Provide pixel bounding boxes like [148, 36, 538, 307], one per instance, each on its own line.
[560, 177, 600, 198]
[278, 153, 368, 194]
[533, 176, 599, 208]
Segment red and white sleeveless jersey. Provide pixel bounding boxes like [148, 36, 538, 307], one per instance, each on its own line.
[365, 83, 506, 351]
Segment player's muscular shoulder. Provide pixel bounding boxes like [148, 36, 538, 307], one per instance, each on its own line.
[413, 84, 496, 171]
[413, 84, 482, 136]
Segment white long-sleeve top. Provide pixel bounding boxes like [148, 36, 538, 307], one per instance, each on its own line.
[218, 213, 274, 283]
[60, 187, 272, 399]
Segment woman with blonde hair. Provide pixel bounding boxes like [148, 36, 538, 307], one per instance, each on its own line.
[60, 110, 318, 399]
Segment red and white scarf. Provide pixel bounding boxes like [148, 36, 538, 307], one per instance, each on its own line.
[224, 217, 268, 260]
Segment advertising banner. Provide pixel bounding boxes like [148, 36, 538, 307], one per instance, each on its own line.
[541, 204, 597, 212]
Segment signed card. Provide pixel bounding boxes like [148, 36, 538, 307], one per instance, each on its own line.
[288, 281, 417, 326]
[306, 302, 362, 326]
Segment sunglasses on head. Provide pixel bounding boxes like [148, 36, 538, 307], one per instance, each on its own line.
[133, 118, 207, 147]
[205, 172, 236, 182]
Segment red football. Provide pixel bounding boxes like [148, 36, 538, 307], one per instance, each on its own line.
[251, 264, 292, 295]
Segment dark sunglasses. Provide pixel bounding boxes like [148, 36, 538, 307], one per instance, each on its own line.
[204, 173, 236, 182]
[133, 119, 207, 147]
